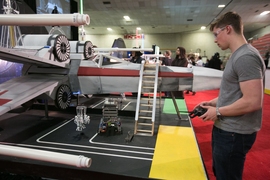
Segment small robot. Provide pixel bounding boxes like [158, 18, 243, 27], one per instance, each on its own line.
[74, 106, 90, 131]
[98, 117, 122, 136]
[98, 98, 122, 136]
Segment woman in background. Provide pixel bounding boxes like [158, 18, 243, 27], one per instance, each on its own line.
[171, 47, 188, 67]
[130, 51, 144, 64]
[170, 47, 189, 98]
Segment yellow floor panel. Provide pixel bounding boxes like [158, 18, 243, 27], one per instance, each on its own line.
[149, 125, 207, 180]
[265, 89, 270, 95]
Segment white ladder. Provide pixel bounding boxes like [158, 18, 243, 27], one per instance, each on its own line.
[134, 62, 160, 136]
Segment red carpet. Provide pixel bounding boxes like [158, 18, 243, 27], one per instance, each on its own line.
[184, 90, 270, 180]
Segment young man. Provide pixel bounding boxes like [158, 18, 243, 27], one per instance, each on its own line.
[194, 11, 266, 179]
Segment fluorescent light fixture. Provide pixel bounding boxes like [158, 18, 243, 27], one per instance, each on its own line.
[123, 16, 130, 20]
[107, 28, 112, 31]
[201, 26, 206, 30]
[218, 4, 225, 8]
[260, 11, 270, 16]
[136, 27, 141, 30]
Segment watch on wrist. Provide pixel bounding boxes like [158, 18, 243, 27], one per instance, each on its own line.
[216, 107, 222, 119]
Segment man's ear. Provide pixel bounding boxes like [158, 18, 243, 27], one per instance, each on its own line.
[226, 25, 232, 34]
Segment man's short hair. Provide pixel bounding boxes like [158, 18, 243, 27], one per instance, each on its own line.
[209, 11, 242, 34]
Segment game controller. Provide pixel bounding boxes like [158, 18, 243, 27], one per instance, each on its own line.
[189, 106, 207, 118]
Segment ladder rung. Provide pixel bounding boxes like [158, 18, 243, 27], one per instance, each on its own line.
[136, 129, 152, 133]
[135, 132, 153, 136]
[144, 72, 155, 75]
[143, 76, 155, 78]
[140, 104, 153, 107]
[142, 81, 154, 83]
[103, 110, 118, 112]
[144, 67, 156, 69]
[140, 102, 153, 105]
[137, 123, 153, 126]
[142, 86, 154, 89]
[139, 110, 152, 113]
[138, 116, 152, 119]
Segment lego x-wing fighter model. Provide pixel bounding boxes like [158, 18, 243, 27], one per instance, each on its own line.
[0, 13, 223, 118]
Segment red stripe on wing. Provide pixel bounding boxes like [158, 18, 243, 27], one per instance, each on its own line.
[78, 67, 139, 77]
[77, 67, 193, 78]
[0, 90, 8, 96]
[0, 99, 11, 106]
[158, 71, 193, 78]
[0, 90, 11, 106]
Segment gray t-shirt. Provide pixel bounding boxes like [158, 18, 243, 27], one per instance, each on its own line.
[215, 44, 265, 134]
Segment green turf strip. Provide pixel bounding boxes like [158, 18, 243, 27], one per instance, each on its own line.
[162, 98, 188, 114]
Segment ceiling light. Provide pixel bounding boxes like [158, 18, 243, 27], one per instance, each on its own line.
[123, 16, 130, 20]
[260, 11, 270, 15]
[136, 27, 141, 30]
[107, 28, 112, 31]
[201, 26, 206, 30]
[218, 5, 225, 8]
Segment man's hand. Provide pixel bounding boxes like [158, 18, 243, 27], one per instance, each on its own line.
[199, 105, 218, 121]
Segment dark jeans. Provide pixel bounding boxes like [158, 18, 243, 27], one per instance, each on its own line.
[212, 126, 257, 180]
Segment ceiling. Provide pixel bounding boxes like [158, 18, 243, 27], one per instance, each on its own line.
[76, 0, 270, 35]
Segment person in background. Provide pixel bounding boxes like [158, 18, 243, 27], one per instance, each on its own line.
[190, 56, 196, 66]
[170, 47, 189, 98]
[264, 48, 269, 68]
[51, 6, 59, 28]
[187, 54, 192, 65]
[204, 58, 210, 67]
[193, 11, 265, 180]
[161, 50, 172, 66]
[209, 52, 222, 70]
[196, 56, 204, 67]
[129, 51, 144, 64]
[125, 51, 135, 61]
[161, 50, 172, 97]
[171, 47, 188, 67]
[52, 6, 58, 14]
[187, 54, 196, 66]
[185, 55, 196, 95]
[128, 50, 144, 96]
